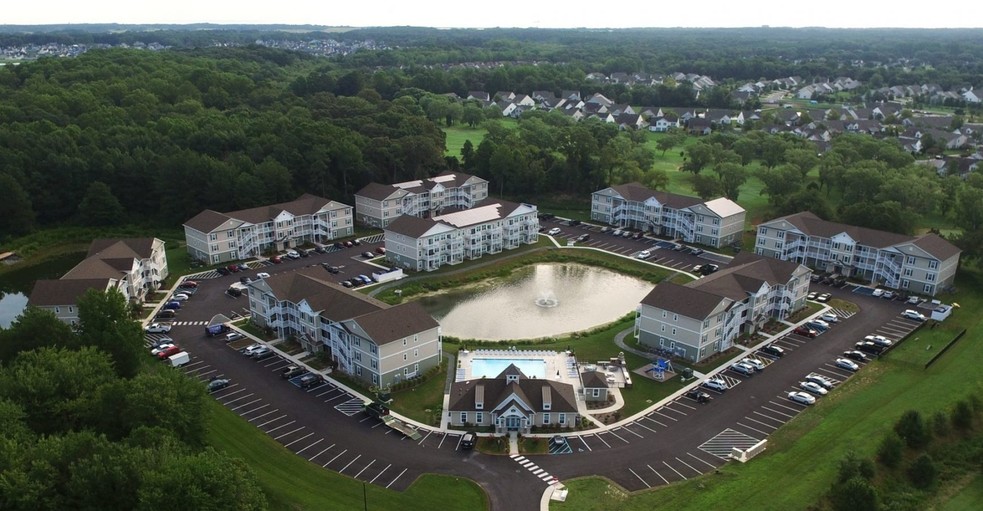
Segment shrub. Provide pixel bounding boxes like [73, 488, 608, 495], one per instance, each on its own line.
[894, 410, 931, 449]
[837, 452, 875, 483]
[951, 399, 974, 431]
[829, 477, 879, 511]
[907, 454, 938, 489]
[930, 410, 950, 437]
[877, 432, 904, 468]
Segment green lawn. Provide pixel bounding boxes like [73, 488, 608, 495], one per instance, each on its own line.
[553, 266, 983, 510]
[443, 125, 487, 157]
[205, 399, 488, 511]
[389, 356, 448, 426]
[942, 475, 983, 511]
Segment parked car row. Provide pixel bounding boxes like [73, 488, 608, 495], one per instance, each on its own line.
[340, 274, 375, 288]
[147, 338, 190, 367]
[242, 343, 274, 360]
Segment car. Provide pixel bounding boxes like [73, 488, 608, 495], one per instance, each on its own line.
[820, 313, 840, 323]
[810, 273, 821, 283]
[156, 345, 182, 360]
[632, 232, 644, 240]
[788, 391, 817, 405]
[163, 301, 182, 310]
[685, 388, 712, 403]
[239, 276, 252, 285]
[150, 342, 175, 356]
[358, 275, 373, 284]
[800, 381, 828, 396]
[216, 267, 231, 276]
[298, 249, 310, 258]
[333, 242, 345, 249]
[256, 272, 270, 279]
[620, 230, 632, 238]
[740, 357, 767, 371]
[806, 320, 829, 332]
[692, 264, 704, 273]
[286, 249, 301, 259]
[154, 310, 177, 320]
[362, 251, 375, 259]
[855, 341, 885, 355]
[242, 343, 265, 356]
[759, 344, 785, 358]
[901, 309, 927, 321]
[636, 250, 652, 260]
[882, 290, 895, 300]
[612, 229, 623, 236]
[340, 280, 353, 288]
[816, 293, 832, 303]
[179, 280, 198, 289]
[169, 292, 189, 301]
[672, 244, 685, 251]
[207, 378, 231, 393]
[577, 233, 591, 242]
[146, 323, 172, 334]
[864, 335, 893, 347]
[461, 431, 478, 450]
[313, 245, 327, 254]
[730, 362, 755, 376]
[807, 291, 818, 300]
[237, 263, 250, 271]
[805, 374, 835, 389]
[375, 247, 386, 255]
[793, 326, 818, 338]
[907, 295, 922, 305]
[702, 378, 729, 392]
[842, 350, 869, 362]
[690, 248, 704, 256]
[700, 264, 719, 275]
[282, 365, 306, 379]
[227, 264, 241, 273]
[547, 227, 562, 235]
[270, 255, 282, 264]
[343, 241, 354, 248]
[252, 347, 274, 360]
[298, 373, 323, 388]
[325, 265, 340, 274]
[600, 227, 610, 234]
[177, 285, 198, 295]
[352, 239, 362, 246]
[348, 278, 364, 288]
[834, 358, 860, 372]
[871, 288, 885, 298]
[225, 332, 244, 343]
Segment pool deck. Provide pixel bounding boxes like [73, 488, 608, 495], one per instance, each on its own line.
[456, 349, 582, 388]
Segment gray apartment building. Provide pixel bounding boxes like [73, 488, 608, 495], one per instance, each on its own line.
[354, 171, 490, 228]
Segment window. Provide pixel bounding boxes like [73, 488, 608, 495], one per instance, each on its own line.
[414, 349, 418, 357]
[476, 412, 483, 424]
[68, 306, 73, 313]
[371, 360, 377, 369]
[55, 306, 60, 313]
[460, 412, 468, 423]
[543, 413, 550, 425]
[907, 256, 915, 264]
[227, 230, 234, 237]
[209, 233, 217, 241]
[592, 388, 600, 398]
[904, 268, 913, 277]
[929, 260, 939, 269]
[356, 366, 362, 376]
[758, 238, 766, 246]
[902, 279, 910, 288]
[403, 354, 407, 361]
[661, 325, 666, 332]
[760, 227, 768, 235]
[673, 314, 678, 321]
[926, 273, 935, 282]
[923, 284, 933, 293]
[372, 374, 379, 384]
[671, 328, 677, 335]
[403, 339, 407, 346]
[662, 311, 667, 318]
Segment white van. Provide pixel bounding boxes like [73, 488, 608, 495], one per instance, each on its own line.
[168, 351, 191, 367]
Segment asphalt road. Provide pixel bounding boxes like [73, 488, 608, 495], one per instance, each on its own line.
[147, 230, 928, 510]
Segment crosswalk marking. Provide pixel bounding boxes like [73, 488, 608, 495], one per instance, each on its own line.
[510, 455, 560, 486]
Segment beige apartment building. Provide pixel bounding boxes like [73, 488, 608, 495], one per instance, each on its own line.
[354, 172, 489, 228]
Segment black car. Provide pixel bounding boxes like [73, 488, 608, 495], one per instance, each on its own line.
[155, 310, 177, 320]
[685, 388, 711, 403]
[207, 378, 231, 393]
[314, 246, 327, 254]
[855, 341, 885, 355]
[352, 239, 362, 246]
[569, 219, 581, 226]
[700, 264, 719, 276]
[334, 242, 345, 249]
[298, 249, 310, 258]
[216, 267, 231, 276]
[299, 373, 323, 388]
[327, 266, 340, 274]
[842, 350, 869, 362]
[239, 276, 252, 285]
[577, 233, 591, 242]
[759, 344, 785, 358]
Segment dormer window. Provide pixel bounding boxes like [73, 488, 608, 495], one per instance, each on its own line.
[506, 374, 519, 384]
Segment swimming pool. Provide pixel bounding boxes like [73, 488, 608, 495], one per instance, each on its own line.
[471, 358, 546, 379]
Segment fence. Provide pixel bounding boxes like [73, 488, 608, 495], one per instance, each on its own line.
[925, 329, 967, 369]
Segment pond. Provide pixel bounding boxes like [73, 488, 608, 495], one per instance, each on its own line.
[417, 263, 654, 341]
[0, 252, 84, 328]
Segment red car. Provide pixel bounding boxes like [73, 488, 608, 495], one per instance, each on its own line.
[227, 264, 241, 273]
[156, 345, 182, 359]
[793, 326, 818, 338]
[375, 246, 387, 255]
[270, 255, 282, 264]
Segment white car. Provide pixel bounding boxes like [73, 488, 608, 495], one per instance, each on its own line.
[256, 272, 271, 279]
[612, 229, 623, 236]
[871, 288, 885, 297]
[145, 323, 172, 334]
[171, 293, 190, 302]
[816, 293, 832, 303]
[864, 335, 893, 347]
[800, 381, 828, 396]
[809, 318, 831, 329]
[805, 374, 835, 389]
[730, 362, 755, 376]
[547, 227, 561, 236]
[150, 343, 175, 355]
[788, 391, 817, 405]
[907, 295, 922, 305]
[740, 357, 766, 371]
[286, 249, 301, 259]
[243, 343, 266, 356]
[820, 313, 840, 323]
[901, 309, 926, 321]
[882, 291, 895, 300]
[834, 358, 860, 372]
[807, 292, 818, 300]
[636, 250, 652, 260]
[702, 378, 729, 392]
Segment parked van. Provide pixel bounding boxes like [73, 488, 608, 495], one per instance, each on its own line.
[205, 324, 230, 337]
[461, 431, 477, 450]
[168, 351, 191, 367]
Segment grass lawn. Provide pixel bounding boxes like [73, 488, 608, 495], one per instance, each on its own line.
[205, 400, 488, 511]
[942, 474, 983, 511]
[553, 266, 983, 510]
[389, 357, 448, 426]
[444, 125, 488, 157]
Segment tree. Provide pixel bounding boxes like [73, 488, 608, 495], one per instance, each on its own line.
[757, 164, 804, 208]
[829, 477, 879, 511]
[731, 137, 758, 166]
[0, 307, 78, 363]
[714, 162, 748, 200]
[462, 104, 484, 128]
[656, 133, 685, 156]
[77, 181, 125, 227]
[759, 136, 790, 168]
[136, 448, 268, 511]
[951, 399, 974, 430]
[894, 410, 931, 449]
[76, 289, 145, 379]
[683, 142, 714, 174]
[0, 173, 35, 238]
[876, 432, 904, 468]
[460, 139, 475, 171]
[691, 173, 722, 200]
[907, 454, 938, 489]
[784, 148, 819, 178]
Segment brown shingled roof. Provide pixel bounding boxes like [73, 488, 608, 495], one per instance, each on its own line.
[28, 278, 116, 306]
[609, 182, 704, 209]
[183, 209, 237, 234]
[261, 269, 384, 322]
[448, 377, 577, 413]
[385, 214, 444, 238]
[912, 233, 961, 261]
[640, 282, 727, 320]
[355, 182, 406, 201]
[346, 302, 439, 346]
[87, 238, 157, 259]
[768, 211, 912, 249]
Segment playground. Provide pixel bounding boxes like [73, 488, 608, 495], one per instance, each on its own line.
[633, 357, 680, 382]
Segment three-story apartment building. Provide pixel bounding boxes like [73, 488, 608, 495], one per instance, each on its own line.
[755, 212, 960, 296]
[247, 269, 441, 388]
[635, 253, 810, 362]
[384, 199, 539, 271]
[29, 238, 168, 325]
[354, 172, 490, 228]
[591, 183, 745, 248]
[184, 194, 353, 264]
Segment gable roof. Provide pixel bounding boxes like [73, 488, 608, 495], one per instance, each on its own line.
[607, 182, 704, 210]
[910, 233, 961, 261]
[29, 278, 116, 306]
[581, 370, 609, 388]
[183, 209, 240, 234]
[343, 302, 440, 346]
[448, 376, 578, 413]
[261, 269, 384, 322]
[762, 211, 955, 256]
[640, 281, 727, 320]
[355, 182, 406, 201]
[87, 238, 157, 259]
[385, 214, 449, 238]
[185, 194, 349, 232]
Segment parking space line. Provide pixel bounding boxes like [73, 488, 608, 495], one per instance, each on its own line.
[325, 449, 348, 467]
[340, 454, 362, 473]
[769, 400, 803, 413]
[752, 410, 785, 424]
[262, 358, 284, 367]
[577, 436, 592, 452]
[737, 420, 773, 435]
[633, 420, 659, 434]
[660, 406, 687, 416]
[648, 465, 669, 485]
[324, 393, 349, 403]
[354, 460, 375, 479]
[628, 468, 650, 488]
[231, 398, 262, 411]
[818, 366, 851, 379]
[217, 388, 248, 400]
[386, 468, 408, 489]
[266, 421, 297, 435]
[209, 384, 238, 396]
[663, 460, 687, 480]
[675, 456, 701, 475]
[196, 369, 218, 379]
[672, 400, 697, 411]
[620, 426, 645, 439]
[256, 414, 288, 428]
[417, 430, 433, 445]
[643, 415, 668, 428]
[248, 409, 279, 423]
[295, 438, 323, 455]
[760, 405, 795, 419]
[594, 434, 612, 448]
[222, 393, 255, 405]
[308, 444, 334, 462]
[239, 403, 269, 416]
[607, 430, 631, 443]
[370, 464, 391, 484]
[316, 388, 341, 398]
[283, 432, 314, 448]
[652, 410, 679, 422]
[688, 452, 720, 470]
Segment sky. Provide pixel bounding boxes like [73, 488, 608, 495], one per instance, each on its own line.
[3, 1, 980, 29]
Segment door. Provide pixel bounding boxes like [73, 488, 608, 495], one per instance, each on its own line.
[505, 416, 521, 431]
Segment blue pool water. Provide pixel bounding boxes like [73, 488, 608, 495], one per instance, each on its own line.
[471, 358, 546, 379]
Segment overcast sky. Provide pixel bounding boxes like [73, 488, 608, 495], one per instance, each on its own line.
[3, 1, 979, 29]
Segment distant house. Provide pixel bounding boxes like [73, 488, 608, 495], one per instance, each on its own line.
[687, 117, 712, 135]
[648, 117, 676, 132]
[962, 89, 982, 103]
[448, 364, 579, 434]
[467, 91, 491, 102]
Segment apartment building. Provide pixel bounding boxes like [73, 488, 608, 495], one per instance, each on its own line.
[184, 194, 353, 264]
[448, 364, 579, 434]
[247, 268, 441, 388]
[28, 238, 168, 325]
[591, 182, 746, 248]
[384, 199, 539, 271]
[755, 212, 960, 296]
[635, 253, 811, 362]
[354, 171, 490, 228]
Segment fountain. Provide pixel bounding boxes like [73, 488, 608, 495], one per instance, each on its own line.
[534, 290, 560, 308]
